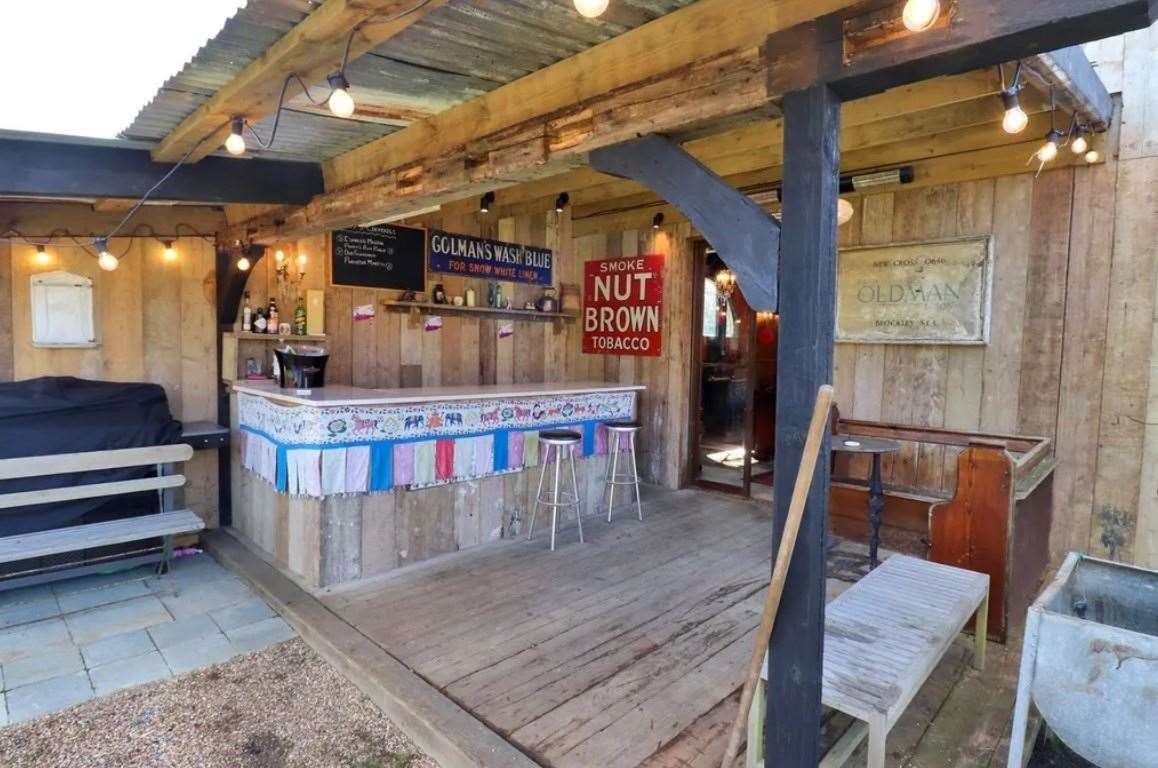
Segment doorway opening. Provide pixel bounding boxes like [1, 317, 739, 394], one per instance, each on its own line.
[688, 242, 778, 499]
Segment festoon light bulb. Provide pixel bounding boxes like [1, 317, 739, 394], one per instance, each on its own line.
[573, 0, 609, 18]
[225, 117, 246, 156]
[902, 0, 941, 32]
[237, 255, 251, 272]
[1037, 129, 1064, 164]
[1085, 150, 1101, 164]
[161, 240, 178, 263]
[1001, 91, 1028, 134]
[327, 74, 356, 118]
[95, 239, 119, 271]
[1071, 129, 1089, 155]
[34, 245, 51, 266]
[837, 198, 855, 225]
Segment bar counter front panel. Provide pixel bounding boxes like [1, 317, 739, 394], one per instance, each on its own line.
[230, 381, 643, 587]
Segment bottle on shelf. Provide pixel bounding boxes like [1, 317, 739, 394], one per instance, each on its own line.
[293, 295, 307, 336]
[253, 307, 268, 334]
[242, 291, 253, 332]
[268, 299, 279, 335]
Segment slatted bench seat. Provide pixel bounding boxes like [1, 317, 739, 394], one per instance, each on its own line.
[747, 555, 989, 768]
[0, 444, 205, 590]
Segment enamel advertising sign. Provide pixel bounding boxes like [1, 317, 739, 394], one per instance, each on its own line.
[428, 229, 553, 285]
[582, 254, 665, 357]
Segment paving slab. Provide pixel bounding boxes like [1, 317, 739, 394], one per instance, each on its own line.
[0, 618, 72, 664]
[210, 597, 275, 633]
[57, 580, 152, 614]
[64, 596, 172, 646]
[144, 555, 233, 590]
[6, 671, 92, 723]
[2, 646, 84, 690]
[0, 584, 55, 609]
[0, 691, 7, 726]
[226, 617, 295, 655]
[155, 577, 253, 619]
[0, 595, 60, 630]
[50, 565, 153, 597]
[89, 651, 171, 696]
[160, 632, 236, 675]
[147, 613, 219, 649]
[81, 629, 156, 668]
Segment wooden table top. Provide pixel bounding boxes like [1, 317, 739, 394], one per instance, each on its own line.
[830, 434, 902, 455]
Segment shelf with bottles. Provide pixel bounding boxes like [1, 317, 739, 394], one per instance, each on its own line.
[226, 331, 329, 343]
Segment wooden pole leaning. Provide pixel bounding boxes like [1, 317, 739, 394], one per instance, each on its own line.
[720, 384, 835, 768]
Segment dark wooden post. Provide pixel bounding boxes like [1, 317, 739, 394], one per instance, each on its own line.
[766, 83, 841, 763]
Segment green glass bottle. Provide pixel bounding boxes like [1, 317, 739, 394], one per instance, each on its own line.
[293, 295, 307, 336]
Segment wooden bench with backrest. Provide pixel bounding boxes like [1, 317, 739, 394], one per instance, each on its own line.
[828, 419, 1054, 641]
[0, 444, 205, 590]
[746, 555, 990, 768]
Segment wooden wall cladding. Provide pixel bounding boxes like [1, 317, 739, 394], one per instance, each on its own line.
[3, 236, 220, 526]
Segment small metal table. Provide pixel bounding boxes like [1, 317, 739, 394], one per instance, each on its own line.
[831, 434, 902, 569]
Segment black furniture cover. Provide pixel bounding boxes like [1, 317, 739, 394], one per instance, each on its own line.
[0, 377, 182, 536]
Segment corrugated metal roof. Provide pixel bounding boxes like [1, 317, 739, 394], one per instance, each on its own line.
[123, 0, 696, 162]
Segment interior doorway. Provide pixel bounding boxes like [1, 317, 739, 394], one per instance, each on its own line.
[688, 242, 779, 499]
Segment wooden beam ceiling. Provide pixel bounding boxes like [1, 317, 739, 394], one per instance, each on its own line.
[151, 0, 452, 164]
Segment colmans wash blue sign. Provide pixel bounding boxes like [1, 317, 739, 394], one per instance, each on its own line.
[428, 229, 552, 286]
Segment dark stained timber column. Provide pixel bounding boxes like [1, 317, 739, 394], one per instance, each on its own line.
[766, 83, 840, 764]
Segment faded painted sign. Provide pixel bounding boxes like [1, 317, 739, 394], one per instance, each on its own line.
[836, 236, 992, 344]
[582, 254, 664, 357]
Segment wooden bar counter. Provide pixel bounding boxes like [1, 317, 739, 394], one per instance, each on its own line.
[230, 380, 642, 588]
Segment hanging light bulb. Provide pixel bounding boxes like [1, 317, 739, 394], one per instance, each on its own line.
[573, 0, 609, 18]
[837, 198, 855, 225]
[1036, 129, 1064, 164]
[225, 117, 246, 156]
[237, 255, 251, 272]
[1085, 149, 1101, 164]
[1071, 126, 1090, 155]
[161, 240, 178, 263]
[902, 0, 940, 32]
[34, 245, 51, 266]
[327, 73, 356, 118]
[1001, 91, 1029, 134]
[95, 239, 119, 271]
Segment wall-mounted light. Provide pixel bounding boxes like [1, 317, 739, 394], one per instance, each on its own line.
[480, 191, 495, 214]
[33, 245, 50, 266]
[652, 212, 664, 230]
[902, 0, 940, 32]
[274, 249, 286, 264]
[573, 0, 609, 19]
[161, 240, 178, 263]
[555, 192, 570, 214]
[295, 252, 307, 269]
[225, 117, 246, 156]
[95, 238, 119, 271]
[327, 73, 356, 118]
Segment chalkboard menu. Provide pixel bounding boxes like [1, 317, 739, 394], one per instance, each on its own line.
[331, 224, 426, 290]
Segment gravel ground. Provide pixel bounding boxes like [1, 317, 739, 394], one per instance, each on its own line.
[0, 639, 438, 768]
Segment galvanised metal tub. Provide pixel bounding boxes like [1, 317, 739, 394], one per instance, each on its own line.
[1009, 553, 1158, 768]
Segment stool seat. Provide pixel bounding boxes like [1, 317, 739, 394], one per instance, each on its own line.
[603, 420, 641, 432]
[540, 429, 582, 444]
[602, 420, 643, 523]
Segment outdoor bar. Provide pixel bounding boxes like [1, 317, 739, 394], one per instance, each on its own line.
[3, 1, 1158, 767]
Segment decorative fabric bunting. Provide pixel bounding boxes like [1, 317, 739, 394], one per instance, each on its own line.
[238, 390, 636, 498]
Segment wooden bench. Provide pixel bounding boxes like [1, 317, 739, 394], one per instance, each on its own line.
[0, 444, 205, 590]
[829, 420, 1053, 641]
[746, 555, 989, 768]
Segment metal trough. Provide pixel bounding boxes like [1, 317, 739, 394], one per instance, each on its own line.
[1008, 553, 1158, 768]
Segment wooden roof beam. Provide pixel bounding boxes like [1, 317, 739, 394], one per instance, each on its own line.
[150, 0, 452, 164]
[1025, 47, 1115, 130]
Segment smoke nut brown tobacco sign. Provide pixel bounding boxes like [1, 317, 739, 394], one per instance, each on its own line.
[582, 254, 665, 357]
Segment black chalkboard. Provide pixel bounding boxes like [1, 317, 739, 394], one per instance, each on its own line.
[330, 224, 426, 290]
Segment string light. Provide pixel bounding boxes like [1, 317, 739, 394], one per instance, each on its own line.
[1037, 129, 1064, 163]
[34, 245, 51, 266]
[1071, 126, 1090, 155]
[1085, 150, 1101, 164]
[555, 192, 570, 213]
[225, 117, 247, 156]
[327, 73, 356, 118]
[237, 254, 251, 271]
[161, 240, 178, 262]
[902, 0, 940, 32]
[837, 198, 855, 225]
[573, 0, 609, 18]
[95, 239, 119, 271]
[1002, 92, 1028, 134]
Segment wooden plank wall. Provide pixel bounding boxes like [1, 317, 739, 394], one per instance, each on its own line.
[2, 233, 221, 525]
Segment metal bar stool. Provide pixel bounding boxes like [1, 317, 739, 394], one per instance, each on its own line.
[528, 429, 584, 551]
[602, 420, 643, 523]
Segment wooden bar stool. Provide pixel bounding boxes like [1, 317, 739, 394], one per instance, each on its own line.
[602, 420, 643, 523]
[528, 429, 584, 551]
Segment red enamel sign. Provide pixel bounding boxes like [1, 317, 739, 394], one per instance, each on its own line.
[582, 254, 665, 357]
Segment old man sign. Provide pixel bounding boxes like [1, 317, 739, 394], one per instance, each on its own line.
[583, 254, 665, 357]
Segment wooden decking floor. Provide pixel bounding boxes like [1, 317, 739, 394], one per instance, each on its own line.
[314, 487, 1015, 768]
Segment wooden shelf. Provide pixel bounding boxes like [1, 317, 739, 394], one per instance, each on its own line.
[226, 331, 328, 342]
[381, 301, 577, 322]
